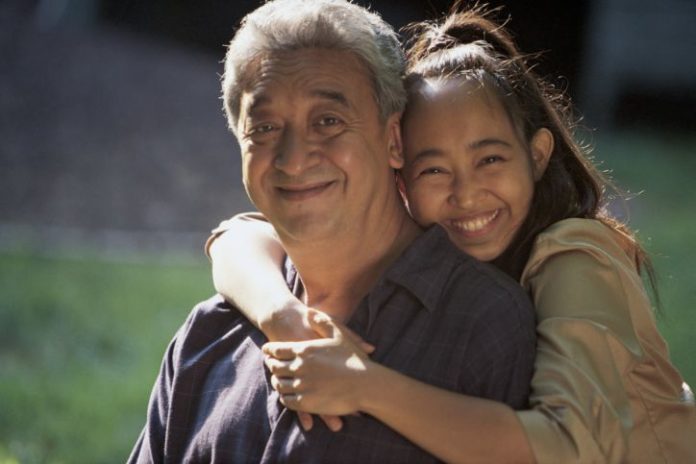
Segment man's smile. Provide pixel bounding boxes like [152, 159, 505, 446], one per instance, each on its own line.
[275, 180, 337, 201]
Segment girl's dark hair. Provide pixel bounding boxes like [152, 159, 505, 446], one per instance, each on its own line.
[402, 3, 658, 302]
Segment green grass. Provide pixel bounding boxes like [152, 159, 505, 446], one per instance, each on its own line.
[0, 131, 694, 463]
[593, 131, 696, 386]
[0, 253, 212, 463]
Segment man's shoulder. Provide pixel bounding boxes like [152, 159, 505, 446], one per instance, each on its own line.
[445, 255, 534, 324]
[393, 225, 533, 314]
[186, 294, 241, 329]
[173, 294, 262, 361]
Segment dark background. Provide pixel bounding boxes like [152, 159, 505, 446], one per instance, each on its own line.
[3, 0, 695, 257]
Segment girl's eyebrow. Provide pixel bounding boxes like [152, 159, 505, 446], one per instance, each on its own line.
[469, 138, 512, 150]
[411, 149, 444, 163]
[412, 137, 512, 163]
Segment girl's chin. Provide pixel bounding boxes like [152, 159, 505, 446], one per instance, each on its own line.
[451, 239, 505, 262]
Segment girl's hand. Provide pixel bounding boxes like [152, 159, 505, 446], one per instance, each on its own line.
[263, 310, 376, 421]
[259, 301, 317, 342]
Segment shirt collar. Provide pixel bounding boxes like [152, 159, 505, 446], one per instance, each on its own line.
[285, 225, 474, 327]
[373, 224, 474, 314]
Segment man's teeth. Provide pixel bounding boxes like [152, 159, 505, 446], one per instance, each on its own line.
[452, 210, 498, 232]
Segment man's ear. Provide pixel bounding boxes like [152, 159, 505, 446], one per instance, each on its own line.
[386, 112, 404, 169]
[395, 171, 409, 209]
[530, 128, 554, 181]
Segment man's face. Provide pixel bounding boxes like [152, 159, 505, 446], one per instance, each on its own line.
[236, 48, 402, 244]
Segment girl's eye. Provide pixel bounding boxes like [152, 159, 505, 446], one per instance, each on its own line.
[480, 155, 503, 165]
[418, 167, 445, 176]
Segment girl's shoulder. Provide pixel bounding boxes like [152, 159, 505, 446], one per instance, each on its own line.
[520, 218, 650, 332]
[522, 218, 636, 281]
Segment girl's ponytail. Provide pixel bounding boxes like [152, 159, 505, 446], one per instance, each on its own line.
[405, 4, 522, 71]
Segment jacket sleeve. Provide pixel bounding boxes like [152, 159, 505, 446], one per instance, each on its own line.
[516, 232, 642, 463]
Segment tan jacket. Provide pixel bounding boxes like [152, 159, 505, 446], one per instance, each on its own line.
[517, 219, 695, 463]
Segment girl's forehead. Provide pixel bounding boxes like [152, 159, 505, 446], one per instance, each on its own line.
[408, 77, 504, 117]
[403, 76, 529, 150]
[422, 76, 494, 98]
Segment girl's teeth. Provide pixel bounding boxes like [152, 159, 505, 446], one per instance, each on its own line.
[453, 210, 498, 232]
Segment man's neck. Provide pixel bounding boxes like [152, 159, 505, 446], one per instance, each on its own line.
[283, 206, 421, 322]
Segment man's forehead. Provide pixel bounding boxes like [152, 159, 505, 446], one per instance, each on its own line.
[240, 49, 370, 111]
[242, 86, 352, 113]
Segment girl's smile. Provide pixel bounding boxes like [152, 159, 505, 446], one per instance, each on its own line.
[449, 209, 500, 238]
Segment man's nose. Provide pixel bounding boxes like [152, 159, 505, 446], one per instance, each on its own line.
[273, 128, 318, 176]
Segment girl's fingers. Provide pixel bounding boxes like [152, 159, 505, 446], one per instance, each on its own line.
[279, 392, 302, 410]
[270, 375, 301, 394]
[319, 414, 343, 432]
[263, 342, 299, 360]
[297, 411, 314, 431]
[306, 309, 336, 339]
[264, 356, 294, 376]
[308, 308, 375, 354]
[341, 325, 375, 354]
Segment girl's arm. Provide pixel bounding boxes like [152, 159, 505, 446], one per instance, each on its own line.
[207, 213, 316, 341]
[263, 311, 535, 464]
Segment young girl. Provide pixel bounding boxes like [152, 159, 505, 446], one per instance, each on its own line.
[207, 7, 696, 463]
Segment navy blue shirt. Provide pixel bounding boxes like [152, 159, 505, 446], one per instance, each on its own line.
[128, 225, 536, 463]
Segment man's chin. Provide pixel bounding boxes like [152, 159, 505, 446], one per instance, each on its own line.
[272, 214, 342, 244]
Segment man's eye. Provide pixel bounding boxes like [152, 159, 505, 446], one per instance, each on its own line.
[244, 123, 278, 141]
[253, 123, 275, 134]
[317, 116, 342, 127]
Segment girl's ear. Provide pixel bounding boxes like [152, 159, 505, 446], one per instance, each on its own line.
[530, 128, 554, 181]
[386, 112, 404, 169]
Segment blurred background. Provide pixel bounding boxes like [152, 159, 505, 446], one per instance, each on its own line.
[1, 0, 694, 462]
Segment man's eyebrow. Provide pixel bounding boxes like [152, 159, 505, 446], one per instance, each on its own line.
[310, 89, 350, 108]
[246, 94, 271, 114]
[245, 89, 350, 114]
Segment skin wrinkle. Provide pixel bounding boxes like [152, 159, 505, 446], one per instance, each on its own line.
[241, 53, 359, 130]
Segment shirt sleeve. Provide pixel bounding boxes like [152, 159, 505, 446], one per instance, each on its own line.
[516, 223, 644, 464]
[127, 325, 185, 464]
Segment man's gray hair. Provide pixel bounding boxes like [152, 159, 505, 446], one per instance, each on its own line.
[222, 0, 406, 133]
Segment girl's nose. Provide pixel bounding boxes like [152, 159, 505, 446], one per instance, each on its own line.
[449, 174, 485, 209]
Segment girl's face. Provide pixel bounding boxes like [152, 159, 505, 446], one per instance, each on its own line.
[400, 79, 553, 262]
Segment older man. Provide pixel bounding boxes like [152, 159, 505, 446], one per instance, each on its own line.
[128, 1, 535, 462]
